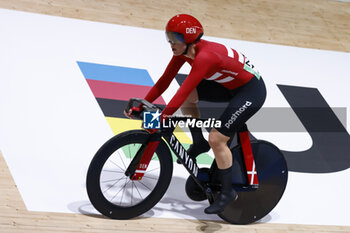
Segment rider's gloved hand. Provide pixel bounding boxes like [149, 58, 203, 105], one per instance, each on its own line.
[124, 105, 143, 119]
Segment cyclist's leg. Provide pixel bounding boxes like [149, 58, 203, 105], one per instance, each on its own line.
[178, 88, 209, 161]
[180, 80, 231, 160]
[208, 128, 232, 169]
[216, 76, 266, 137]
[214, 76, 266, 174]
[186, 80, 233, 158]
[205, 128, 238, 214]
[205, 77, 266, 214]
[181, 88, 200, 118]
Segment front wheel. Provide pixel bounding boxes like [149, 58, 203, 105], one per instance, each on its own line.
[86, 130, 173, 219]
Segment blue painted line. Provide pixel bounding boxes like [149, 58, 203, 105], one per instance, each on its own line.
[77, 61, 154, 86]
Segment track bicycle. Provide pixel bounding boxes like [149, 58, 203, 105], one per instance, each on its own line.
[86, 98, 288, 224]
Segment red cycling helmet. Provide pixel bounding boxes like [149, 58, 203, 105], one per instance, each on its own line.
[166, 14, 204, 44]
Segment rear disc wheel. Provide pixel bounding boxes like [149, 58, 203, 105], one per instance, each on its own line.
[217, 140, 288, 224]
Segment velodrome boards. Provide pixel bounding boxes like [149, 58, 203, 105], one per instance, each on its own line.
[0, 1, 349, 232]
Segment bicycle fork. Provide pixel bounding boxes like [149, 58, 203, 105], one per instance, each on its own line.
[124, 133, 161, 180]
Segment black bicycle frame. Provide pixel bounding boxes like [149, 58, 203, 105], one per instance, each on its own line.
[123, 98, 214, 201]
[124, 130, 215, 202]
[163, 133, 199, 181]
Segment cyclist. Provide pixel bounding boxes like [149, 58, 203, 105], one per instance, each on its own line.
[126, 14, 266, 214]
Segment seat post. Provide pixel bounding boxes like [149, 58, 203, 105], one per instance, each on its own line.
[237, 124, 259, 186]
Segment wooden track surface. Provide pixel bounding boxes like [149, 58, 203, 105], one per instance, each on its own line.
[1, 151, 349, 232]
[0, 0, 350, 232]
[0, 0, 349, 52]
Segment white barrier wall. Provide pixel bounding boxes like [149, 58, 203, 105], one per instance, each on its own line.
[0, 9, 349, 225]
